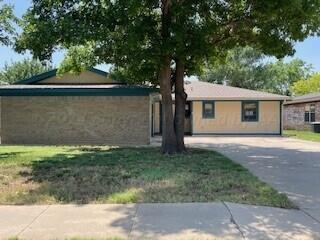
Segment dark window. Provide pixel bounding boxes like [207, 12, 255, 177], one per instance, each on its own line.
[305, 104, 316, 123]
[185, 102, 191, 118]
[305, 112, 310, 122]
[242, 101, 259, 122]
[202, 101, 215, 118]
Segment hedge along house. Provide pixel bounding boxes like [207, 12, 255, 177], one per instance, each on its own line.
[0, 68, 157, 145]
[152, 81, 289, 136]
[284, 92, 320, 131]
[0, 69, 289, 145]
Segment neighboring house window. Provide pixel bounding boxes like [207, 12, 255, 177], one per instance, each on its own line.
[202, 101, 215, 118]
[305, 104, 316, 122]
[242, 101, 259, 122]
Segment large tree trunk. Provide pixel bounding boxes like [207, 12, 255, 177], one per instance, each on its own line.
[159, 0, 178, 154]
[174, 59, 186, 152]
[159, 56, 178, 154]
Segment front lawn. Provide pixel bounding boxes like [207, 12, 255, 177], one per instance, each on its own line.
[284, 130, 320, 142]
[0, 146, 294, 208]
[8, 238, 123, 240]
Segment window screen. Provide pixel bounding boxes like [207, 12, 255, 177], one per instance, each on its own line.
[202, 101, 215, 118]
[242, 101, 259, 122]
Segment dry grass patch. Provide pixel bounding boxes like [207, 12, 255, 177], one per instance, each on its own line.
[0, 146, 295, 208]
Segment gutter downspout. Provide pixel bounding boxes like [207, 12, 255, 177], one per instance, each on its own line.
[280, 100, 284, 136]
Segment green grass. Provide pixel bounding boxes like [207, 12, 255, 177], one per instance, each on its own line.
[284, 130, 320, 142]
[0, 146, 295, 208]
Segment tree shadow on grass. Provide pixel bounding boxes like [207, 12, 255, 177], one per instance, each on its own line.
[0, 152, 27, 160]
[5, 145, 319, 239]
[20, 147, 190, 204]
[11, 146, 294, 207]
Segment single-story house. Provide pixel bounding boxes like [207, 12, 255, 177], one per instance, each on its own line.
[0, 69, 288, 145]
[284, 92, 320, 130]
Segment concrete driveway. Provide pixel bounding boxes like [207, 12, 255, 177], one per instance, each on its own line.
[184, 136, 320, 222]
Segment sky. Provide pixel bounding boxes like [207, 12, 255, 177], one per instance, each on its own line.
[1, 0, 320, 73]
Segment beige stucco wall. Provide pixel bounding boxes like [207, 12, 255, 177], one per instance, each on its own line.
[39, 71, 117, 84]
[192, 101, 281, 134]
[1, 96, 150, 145]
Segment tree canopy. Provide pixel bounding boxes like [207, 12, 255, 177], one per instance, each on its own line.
[14, 0, 320, 153]
[200, 47, 266, 90]
[0, 0, 16, 46]
[291, 73, 320, 96]
[16, 1, 320, 81]
[0, 58, 52, 84]
[199, 47, 312, 95]
[262, 59, 312, 96]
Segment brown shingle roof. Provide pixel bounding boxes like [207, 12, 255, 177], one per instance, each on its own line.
[0, 81, 290, 100]
[182, 81, 289, 100]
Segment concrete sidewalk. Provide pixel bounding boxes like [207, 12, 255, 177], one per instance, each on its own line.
[1, 203, 320, 240]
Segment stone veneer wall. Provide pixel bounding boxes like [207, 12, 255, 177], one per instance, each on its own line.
[1, 96, 151, 145]
[283, 101, 320, 130]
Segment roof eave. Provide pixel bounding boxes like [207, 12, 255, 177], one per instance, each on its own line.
[284, 98, 320, 105]
[186, 97, 289, 101]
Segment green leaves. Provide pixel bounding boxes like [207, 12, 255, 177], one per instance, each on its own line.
[0, 58, 52, 84]
[263, 59, 312, 95]
[199, 47, 312, 95]
[0, 0, 17, 46]
[57, 43, 98, 75]
[200, 47, 267, 89]
[14, 0, 320, 85]
[291, 73, 320, 95]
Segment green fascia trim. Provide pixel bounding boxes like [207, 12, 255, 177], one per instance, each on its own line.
[0, 88, 157, 96]
[88, 67, 108, 77]
[16, 69, 58, 84]
[241, 100, 259, 122]
[15, 68, 108, 85]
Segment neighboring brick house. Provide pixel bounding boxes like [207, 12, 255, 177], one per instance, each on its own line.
[284, 93, 320, 130]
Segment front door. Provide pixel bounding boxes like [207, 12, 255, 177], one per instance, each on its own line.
[151, 101, 192, 136]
